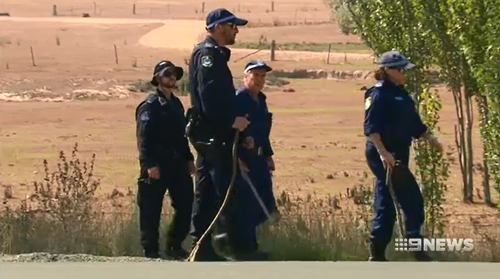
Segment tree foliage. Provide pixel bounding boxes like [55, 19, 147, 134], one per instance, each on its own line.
[325, 0, 500, 216]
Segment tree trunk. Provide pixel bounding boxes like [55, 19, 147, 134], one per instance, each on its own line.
[478, 95, 492, 205]
[452, 86, 468, 201]
[464, 91, 474, 202]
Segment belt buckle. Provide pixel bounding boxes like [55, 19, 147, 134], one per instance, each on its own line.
[257, 146, 263, 156]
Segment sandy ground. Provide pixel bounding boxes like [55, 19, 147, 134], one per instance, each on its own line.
[2, 259, 500, 279]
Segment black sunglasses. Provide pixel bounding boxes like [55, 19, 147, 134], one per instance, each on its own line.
[225, 23, 237, 29]
[159, 68, 175, 77]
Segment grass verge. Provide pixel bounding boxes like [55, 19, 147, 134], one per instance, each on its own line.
[232, 41, 372, 54]
[1, 144, 499, 261]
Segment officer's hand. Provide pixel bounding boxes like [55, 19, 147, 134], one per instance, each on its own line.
[238, 158, 250, 172]
[233, 116, 250, 131]
[147, 167, 160, 180]
[267, 157, 275, 171]
[379, 150, 396, 169]
[243, 136, 255, 149]
[188, 161, 196, 176]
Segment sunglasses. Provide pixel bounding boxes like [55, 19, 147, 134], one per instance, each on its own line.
[159, 68, 175, 78]
[387, 66, 405, 73]
[225, 23, 237, 29]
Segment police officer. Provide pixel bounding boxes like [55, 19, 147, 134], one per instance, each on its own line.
[364, 51, 443, 261]
[135, 60, 196, 260]
[234, 61, 278, 259]
[213, 61, 278, 261]
[186, 8, 250, 261]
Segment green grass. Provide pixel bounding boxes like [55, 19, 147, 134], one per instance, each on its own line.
[233, 41, 372, 54]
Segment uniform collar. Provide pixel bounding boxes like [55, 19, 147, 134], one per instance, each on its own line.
[240, 86, 266, 100]
[156, 87, 173, 106]
[204, 36, 231, 61]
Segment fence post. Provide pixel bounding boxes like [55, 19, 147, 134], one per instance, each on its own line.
[201, 2, 205, 13]
[133, 4, 136, 15]
[114, 44, 118, 64]
[326, 43, 331, 64]
[270, 40, 276, 61]
[271, 1, 274, 12]
[52, 5, 57, 16]
[30, 46, 36, 67]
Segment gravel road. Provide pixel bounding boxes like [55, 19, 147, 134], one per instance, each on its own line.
[1, 253, 500, 279]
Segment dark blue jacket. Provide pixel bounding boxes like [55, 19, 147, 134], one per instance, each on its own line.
[189, 36, 241, 142]
[136, 89, 194, 169]
[363, 80, 427, 151]
[235, 87, 273, 164]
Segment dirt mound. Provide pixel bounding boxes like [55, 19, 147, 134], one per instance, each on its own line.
[269, 69, 373, 80]
[0, 85, 131, 102]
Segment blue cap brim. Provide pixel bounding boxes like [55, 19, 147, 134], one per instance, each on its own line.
[244, 65, 272, 73]
[232, 17, 248, 26]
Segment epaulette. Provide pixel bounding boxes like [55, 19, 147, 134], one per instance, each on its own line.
[235, 87, 248, 96]
[146, 93, 157, 103]
[375, 80, 384, 87]
[203, 42, 217, 49]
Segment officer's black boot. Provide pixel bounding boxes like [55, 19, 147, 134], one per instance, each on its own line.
[368, 242, 388, 262]
[213, 233, 230, 254]
[164, 243, 189, 261]
[144, 248, 161, 259]
[190, 239, 228, 262]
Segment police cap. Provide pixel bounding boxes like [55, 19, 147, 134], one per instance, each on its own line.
[244, 61, 273, 73]
[205, 8, 248, 30]
[151, 60, 184, 86]
[378, 51, 415, 70]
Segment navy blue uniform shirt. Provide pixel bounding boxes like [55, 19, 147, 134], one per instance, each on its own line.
[364, 80, 428, 150]
[235, 87, 274, 162]
[136, 89, 194, 169]
[189, 36, 240, 142]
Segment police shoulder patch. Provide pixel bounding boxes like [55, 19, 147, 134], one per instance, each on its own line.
[364, 96, 372, 110]
[201, 55, 213, 68]
[140, 111, 150, 121]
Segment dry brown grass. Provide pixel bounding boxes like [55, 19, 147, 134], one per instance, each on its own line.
[1, 143, 499, 261]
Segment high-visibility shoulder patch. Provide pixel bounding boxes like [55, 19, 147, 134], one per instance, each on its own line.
[140, 111, 150, 121]
[364, 96, 372, 110]
[201, 55, 213, 68]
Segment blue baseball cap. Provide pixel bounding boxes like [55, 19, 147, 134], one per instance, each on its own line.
[244, 61, 272, 73]
[378, 51, 415, 70]
[206, 8, 248, 30]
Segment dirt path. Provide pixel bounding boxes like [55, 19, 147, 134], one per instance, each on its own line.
[1, 16, 371, 59]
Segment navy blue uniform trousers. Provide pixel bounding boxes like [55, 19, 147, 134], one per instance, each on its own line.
[190, 143, 251, 253]
[365, 142, 424, 248]
[137, 161, 193, 253]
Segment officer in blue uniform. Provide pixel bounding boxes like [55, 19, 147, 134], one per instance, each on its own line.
[213, 61, 278, 260]
[186, 8, 250, 261]
[364, 51, 443, 261]
[135, 60, 196, 259]
[235, 61, 278, 258]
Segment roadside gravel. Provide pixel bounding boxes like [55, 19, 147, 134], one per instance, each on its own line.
[0, 253, 167, 262]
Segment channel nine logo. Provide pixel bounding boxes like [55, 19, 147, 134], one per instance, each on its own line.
[395, 238, 474, 252]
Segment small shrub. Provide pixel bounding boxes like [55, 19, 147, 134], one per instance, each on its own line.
[0, 145, 499, 261]
[128, 79, 155, 93]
